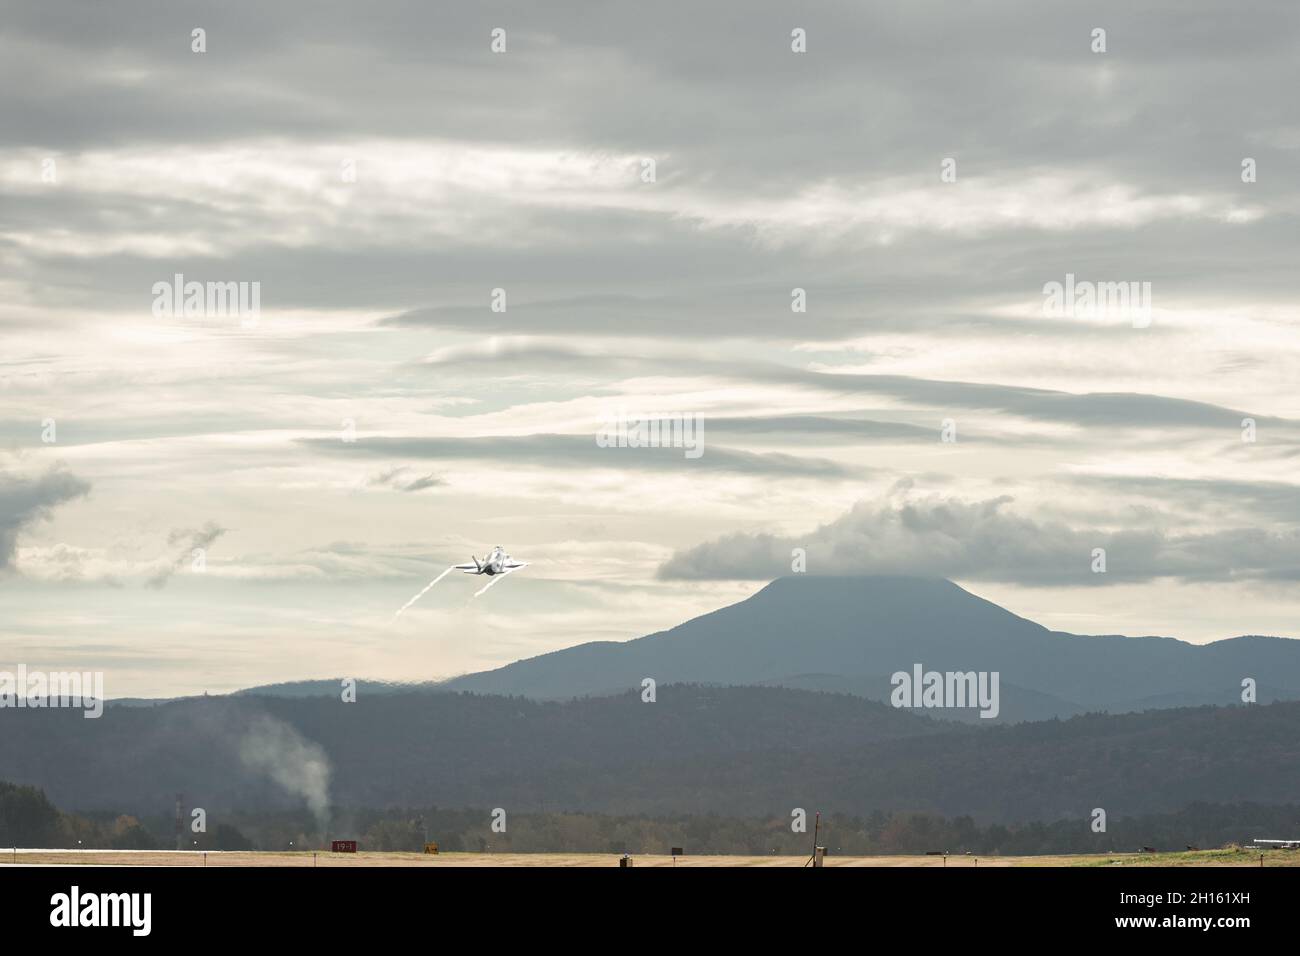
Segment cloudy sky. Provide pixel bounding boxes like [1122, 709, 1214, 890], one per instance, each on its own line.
[3, 2, 1299, 697]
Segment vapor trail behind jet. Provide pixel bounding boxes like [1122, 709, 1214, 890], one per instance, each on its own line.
[474, 569, 515, 598]
[393, 565, 455, 619]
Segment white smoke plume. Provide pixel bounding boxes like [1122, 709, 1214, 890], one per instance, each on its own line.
[237, 715, 332, 826]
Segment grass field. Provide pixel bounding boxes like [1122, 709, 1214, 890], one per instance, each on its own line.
[5, 847, 1298, 867]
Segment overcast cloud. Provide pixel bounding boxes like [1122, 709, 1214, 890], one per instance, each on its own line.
[3, 1, 1299, 694]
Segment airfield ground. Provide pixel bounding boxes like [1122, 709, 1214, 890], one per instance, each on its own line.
[4, 847, 1298, 867]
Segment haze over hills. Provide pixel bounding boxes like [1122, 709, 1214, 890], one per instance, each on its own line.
[435, 576, 1300, 720]
[14, 577, 1300, 824]
[8, 686, 1300, 824]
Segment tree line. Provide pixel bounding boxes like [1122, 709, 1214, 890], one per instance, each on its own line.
[4, 780, 1295, 857]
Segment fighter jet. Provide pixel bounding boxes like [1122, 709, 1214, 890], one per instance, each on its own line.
[455, 546, 528, 577]
[393, 546, 530, 618]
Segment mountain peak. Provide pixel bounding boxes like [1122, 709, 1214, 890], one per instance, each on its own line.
[441, 575, 1300, 718]
[754, 574, 965, 601]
